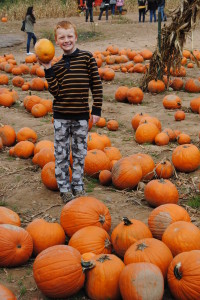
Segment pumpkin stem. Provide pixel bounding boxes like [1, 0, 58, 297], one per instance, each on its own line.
[159, 178, 165, 184]
[174, 262, 182, 280]
[136, 243, 148, 251]
[99, 215, 105, 225]
[122, 217, 132, 226]
[81, 259, 95, 272]
[105, 238, 111, 249]
[97, 254, 111, 263]
[17, 244, 22, 248]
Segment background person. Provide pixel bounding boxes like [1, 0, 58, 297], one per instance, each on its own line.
[138, 0, 146, 22]
[148, 0, 157, 22]
[110, 0, 116, 16]
[98, 0, 110, 21]
[25, 6, 37, 55]
[116, 0, 124, 15]
[85, 0, 95, 22]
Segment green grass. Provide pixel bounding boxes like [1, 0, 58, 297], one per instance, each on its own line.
[0, 200, 7, 206]
[39, 30, 55, 44]
[85, 178, 98, 193]
[7, 274, 14, 283]
[77, 27, 103, 42]
[187, 195, 200, 208]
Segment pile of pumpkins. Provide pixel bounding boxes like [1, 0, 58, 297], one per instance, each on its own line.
[0, 195, 200, 299]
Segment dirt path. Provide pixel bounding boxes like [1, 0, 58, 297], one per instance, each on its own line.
[0, 12, 200, 300]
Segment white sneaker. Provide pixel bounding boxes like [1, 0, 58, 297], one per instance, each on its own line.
[26, 52, 34, 56]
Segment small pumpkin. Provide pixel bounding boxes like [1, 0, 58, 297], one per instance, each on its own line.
[17, 127, 37, 143]
[115, 86, 129, 102]
[135, 122, 160, 144]
[155, 132, 169, 146]
[174, 110, 185, 121]
[0, 124, 16, 146]
[177, 133, 191, 145]
[9, 141, 34, 159]
[155, 160, 174, 179]
[99, 170, 112, 185]
[34, 38, 55, 63]
[107, 120, 119, 131]
[148, 79, 165, 93]
[127, 87, 144, 104]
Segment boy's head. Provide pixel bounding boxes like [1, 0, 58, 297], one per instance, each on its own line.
[54, 21, 77, 40]
[54, 21, 78, 55]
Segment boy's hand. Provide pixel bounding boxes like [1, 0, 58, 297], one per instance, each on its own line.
[37, 58, 52, 69]
[90, 115, 100, 125]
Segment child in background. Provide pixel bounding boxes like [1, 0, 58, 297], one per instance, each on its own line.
[138, 0, 146, 22]
[116, 0, 125, 15]
[40, 21, 103, 203]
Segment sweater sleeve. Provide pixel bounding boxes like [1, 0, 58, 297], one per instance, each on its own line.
[88, 55, 103, 116]
[44, 67, 60, 98]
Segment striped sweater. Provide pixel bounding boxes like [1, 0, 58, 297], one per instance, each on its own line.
[45, 48, 103, 120]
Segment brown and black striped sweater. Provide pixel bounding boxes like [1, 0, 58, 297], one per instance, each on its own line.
[45, 48, 103, 120]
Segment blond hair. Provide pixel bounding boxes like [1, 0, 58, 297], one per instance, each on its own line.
[54, 21, 77, 40]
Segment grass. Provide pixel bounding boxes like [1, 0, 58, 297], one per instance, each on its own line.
[187, 195, 200, 208]
[0, 200, 7, 206]
[85, 177, 98, 193]
[111, 15, 133, 24]
[39, 30, 55, 44]
[77, 28, 103, 43]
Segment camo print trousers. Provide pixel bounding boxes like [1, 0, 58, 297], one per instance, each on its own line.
[54, 119, 88, 193]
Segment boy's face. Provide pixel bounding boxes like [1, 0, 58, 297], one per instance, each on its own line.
[56, 27, 77, 55]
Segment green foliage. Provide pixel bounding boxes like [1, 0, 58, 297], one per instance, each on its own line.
[187, 195, 200, 208]
[39, 30, 55, 44]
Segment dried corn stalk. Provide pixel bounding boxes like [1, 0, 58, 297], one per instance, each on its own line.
[140, 0, 200, 91]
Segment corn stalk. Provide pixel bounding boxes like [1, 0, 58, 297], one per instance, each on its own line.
[140, 0, 200, 91]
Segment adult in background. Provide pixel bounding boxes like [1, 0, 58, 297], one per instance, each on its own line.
[98, 0, 110, 21]
[138, 0, 146, 22]
[157, 0, 165, 21]
[85, 0, 95, 22]
[116, 0, 124, 15]
[110, 0, 116, 16]
[148, 0, 157, 22]
[25, 6, 37, 55]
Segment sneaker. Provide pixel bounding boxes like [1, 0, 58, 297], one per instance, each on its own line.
[60, 192, 74, 203]
[73, 190, 87, 198]
[26, 52, 34, 56]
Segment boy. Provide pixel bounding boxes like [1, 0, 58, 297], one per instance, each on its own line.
[41, 21, 103, 203]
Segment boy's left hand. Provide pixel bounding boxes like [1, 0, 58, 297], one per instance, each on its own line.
[90, 115, 100, 125]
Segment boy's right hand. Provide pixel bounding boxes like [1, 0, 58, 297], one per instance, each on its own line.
[37, 58, 52, 69]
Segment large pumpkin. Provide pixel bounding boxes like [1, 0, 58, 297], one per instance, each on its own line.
[26, 218, 65, 256]
[16, 127, 37, 143]
[148, 203, 191, 240]
[111, 217, 152, 257]
[0, 224, 33, 267]
[128, 153, 155, 181]
[124, 238, 173, 278]
[85, 254, 125, 300]
[60, 196, 111, 237]
[167, 250, 200, 300]
[68, 226, 112, 255]
[34, 38, 55, 63]
[119, 262, 164, 300]
[0, 124, 16, 146]
[144, 179, 179, 207]
[162, 221, 200, 256]
[111, 158, 142, 190]
[135, 122, 160, 144]
[0, 207, 21, 226]
[172, 144, 200, 172]
[148, 79, 165, 93]
[33, 245, 93, 298]
[84, 149, 111, 178]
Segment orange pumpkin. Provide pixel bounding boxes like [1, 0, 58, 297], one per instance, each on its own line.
[163, 128, 176, 142]
[177, 133, 191, 145]
[0, 124, 16, 146]
[33, 245, 91, 298]
[99, 170, 112, 185]
[124, 238, 173, 278]
[170, 78, 184, 91]
[111, 217, 152, 257]
[32, 147, 55, 168]
[31, 103, 48, 118]
[34, 140, 54, 155]
[60, 196, 111, 237]
[17, 127, 37, 143]
[0, 92, 14, 107]
[185, 78, 200, 92]
[0, 207, 21, 226]
[131, 112, 149, 130]
[162, 221, 200, 256]
[85, 254, 125, 300]
[103, 146, 122, 161]
[84, 149, 111, 178]
[172, 144, 200, 172]
[127, 87, 144, 104]
[190, 97, 200, 113]
[30, 77, 45, 91]
[167, 250, 200, 300]
[41, 161, 58, 190]
[0, 284, 17, 300]
[68, 226, 112, 255]
[128, 153, 155, 181]
[135, 122, 160, 144]
[115, 86, 129, 102]
[34, 38, 55, 63]
[9, 141, 34, 158]
[139, 116, 162, 131]
[174, 110, 185, 121]
[163, 94, 182, 109]
[148, 79, 165, 93]
[155, 160, 174, 179]
[0, 224, 33, 267]
[26, 218, 65, 255]
[144, 179, 179, 207]
[112, 158, 142, 190]
[119, 262, 164, 300]
[12, 76, 24, 87]
[95, 117, 106, 127]
[148, 203, 191, 240]
[107, 120, 119, 131]
[0, 74, 9, 85]
[155, 132, 169, 146]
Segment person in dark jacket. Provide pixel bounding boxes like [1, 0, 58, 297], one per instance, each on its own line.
[98, 0, 110, 21]
[148, 0, 157, 22]
[85, 0, 95, 22]
[138, 0, 146, 23]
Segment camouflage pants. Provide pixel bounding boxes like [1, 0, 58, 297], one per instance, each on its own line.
[54, 119, 88, 193]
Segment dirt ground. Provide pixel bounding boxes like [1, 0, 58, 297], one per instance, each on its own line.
[0, 11, 200, 300]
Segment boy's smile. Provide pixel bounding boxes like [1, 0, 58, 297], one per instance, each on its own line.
[56, 27, 77, 55]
